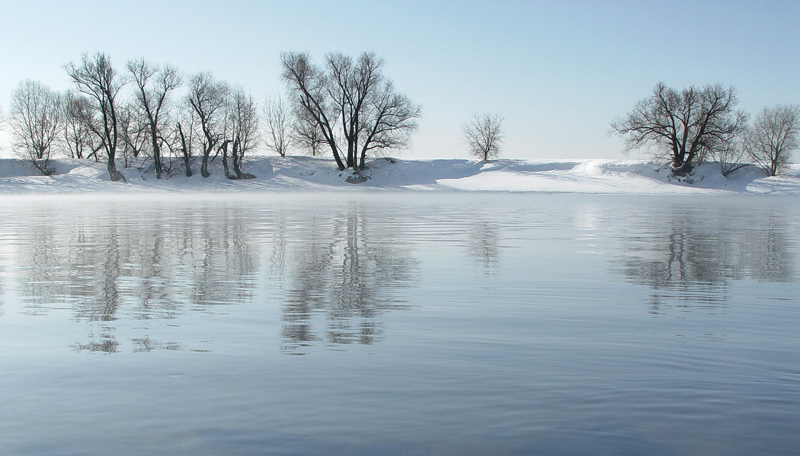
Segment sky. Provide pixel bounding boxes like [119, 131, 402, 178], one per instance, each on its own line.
[1, 0, 799, 161]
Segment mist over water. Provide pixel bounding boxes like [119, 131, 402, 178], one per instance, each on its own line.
[1, 193, 798, 455]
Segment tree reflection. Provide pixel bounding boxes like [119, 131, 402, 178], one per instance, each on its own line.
[615, 206, 795, 311]
[11, 198, 419, 355]
[467, 219, 499, 273]
[16, 202, 258, 353]
[281, 202, 418, 354]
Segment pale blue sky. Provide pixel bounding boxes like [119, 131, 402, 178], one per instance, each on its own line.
[1, 0, 798, 160]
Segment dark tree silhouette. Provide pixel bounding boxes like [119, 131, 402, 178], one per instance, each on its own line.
[65, 52, 127, 181]
[611, 82, 747, 174]
[281, 51, 420, 171]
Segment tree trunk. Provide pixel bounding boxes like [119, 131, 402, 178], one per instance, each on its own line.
[201, 153, 210, 178]
[177, 123, 192, 177]
[183, 155, 193, 177]
[107, 155, 125, 182]
[152, 140, 163, 179]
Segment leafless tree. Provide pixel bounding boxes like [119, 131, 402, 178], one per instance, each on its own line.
[747, 104, 800, 176]
[715, 130, 750, 177]
[127, 58, 182, 179]
[611, 82, 747, 174]
[462, 112, 504, 161]
[358, 80, 420, 167]
[281, 51, 420, 171]
[62, 90, 102, 160]
[262, 95, 292, 157]
[292, 108, 325, 156]
[229, 88, 258, 179]
[9, 80, 63, 175]
[172, 107, 197, 177]
[186, 72, 229, 178]
[65, 52, 127, 181]
[118, 100, 148, 167]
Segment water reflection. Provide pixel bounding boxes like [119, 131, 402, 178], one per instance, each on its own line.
[614, 203, 795, 311]
[14, 202, 259, 352]
[467, 219, 500, 273]
[281, 202, 418, 354]
[5, 197, 418, 354]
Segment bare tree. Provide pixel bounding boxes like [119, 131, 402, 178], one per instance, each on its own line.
[173, 107, 197, 177]
[127, 58, 182, 179]
[186, 72, 229, 178]
[281, 51, 420, 171]
[611, 82, 747, 174]
[229, 88, 258, 179]
[292, 108, 325, 156]
[462, 112, 504, 161]
[715, 130, 750, 177]
[9, 80, 63, 175]
[62, 89, 102, 160]
[358, 80, 420, 168]
[262, 95, 292, 157]
[65, 52, 127, 181]
[747, 104, 800, 176]
[118, 100, 148, 167]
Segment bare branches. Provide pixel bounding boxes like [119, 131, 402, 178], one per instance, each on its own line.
[262, 95, 292, 157]
[9, 80, 63, 175]
[228, 88, 259, 179]
[359, 81, 420, 166]
[185, 72, 229, 178]
[65, 52, 127, 181]
[127, 58, 182, 179]
[747, 104, 800, 176]
[611, 82, 747, 173]
[462, 112, 504, 161]
[282, 51, 420, 171]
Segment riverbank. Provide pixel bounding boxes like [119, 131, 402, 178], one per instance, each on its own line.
[0, 156, 798, 195]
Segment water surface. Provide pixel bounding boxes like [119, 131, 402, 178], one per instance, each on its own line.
[0, 193, 798, 455]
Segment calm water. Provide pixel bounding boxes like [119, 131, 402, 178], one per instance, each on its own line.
[0, 193, 798, 455]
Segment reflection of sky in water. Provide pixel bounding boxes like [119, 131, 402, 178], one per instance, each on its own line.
[0, 194, 798, 455]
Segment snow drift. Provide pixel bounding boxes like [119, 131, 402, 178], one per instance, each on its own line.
[0, 156, 797, 195]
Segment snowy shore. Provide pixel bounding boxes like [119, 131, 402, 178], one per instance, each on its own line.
[0, 156, 798, 195]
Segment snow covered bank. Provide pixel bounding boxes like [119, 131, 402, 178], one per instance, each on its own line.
[0, 156, 798, 195]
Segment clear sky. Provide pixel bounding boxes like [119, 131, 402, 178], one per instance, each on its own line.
[1, 0, 799, 160]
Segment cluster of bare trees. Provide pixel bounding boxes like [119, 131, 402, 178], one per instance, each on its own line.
[6, 52, 262, 180]
[612, 82, 800, 176]
[7, 57, 798, 180]
[5, 50, 425, 179]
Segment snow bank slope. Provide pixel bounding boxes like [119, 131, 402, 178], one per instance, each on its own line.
[0, 156, 797, 195]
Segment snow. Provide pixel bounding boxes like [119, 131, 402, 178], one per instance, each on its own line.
[0, 155, 797, 196]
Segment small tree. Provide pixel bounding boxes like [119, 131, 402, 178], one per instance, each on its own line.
[62, 89, 101, 160]
[715, 130, 750, 177]
[462, 112, 504, 161]
[228, 88, 259, 179]
[186, 72, 229, 178]
[747, 104, 800, 176]
[9, 80, 63, 175]
[262, 95, 292, 157]
[611, 82, 747, 174]
[292, 108, 325, 156]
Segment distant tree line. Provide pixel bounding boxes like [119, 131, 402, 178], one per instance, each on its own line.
[2, 51, 424, 180]
[611, 82, 800, 177]
[2, 55, 799, 180]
